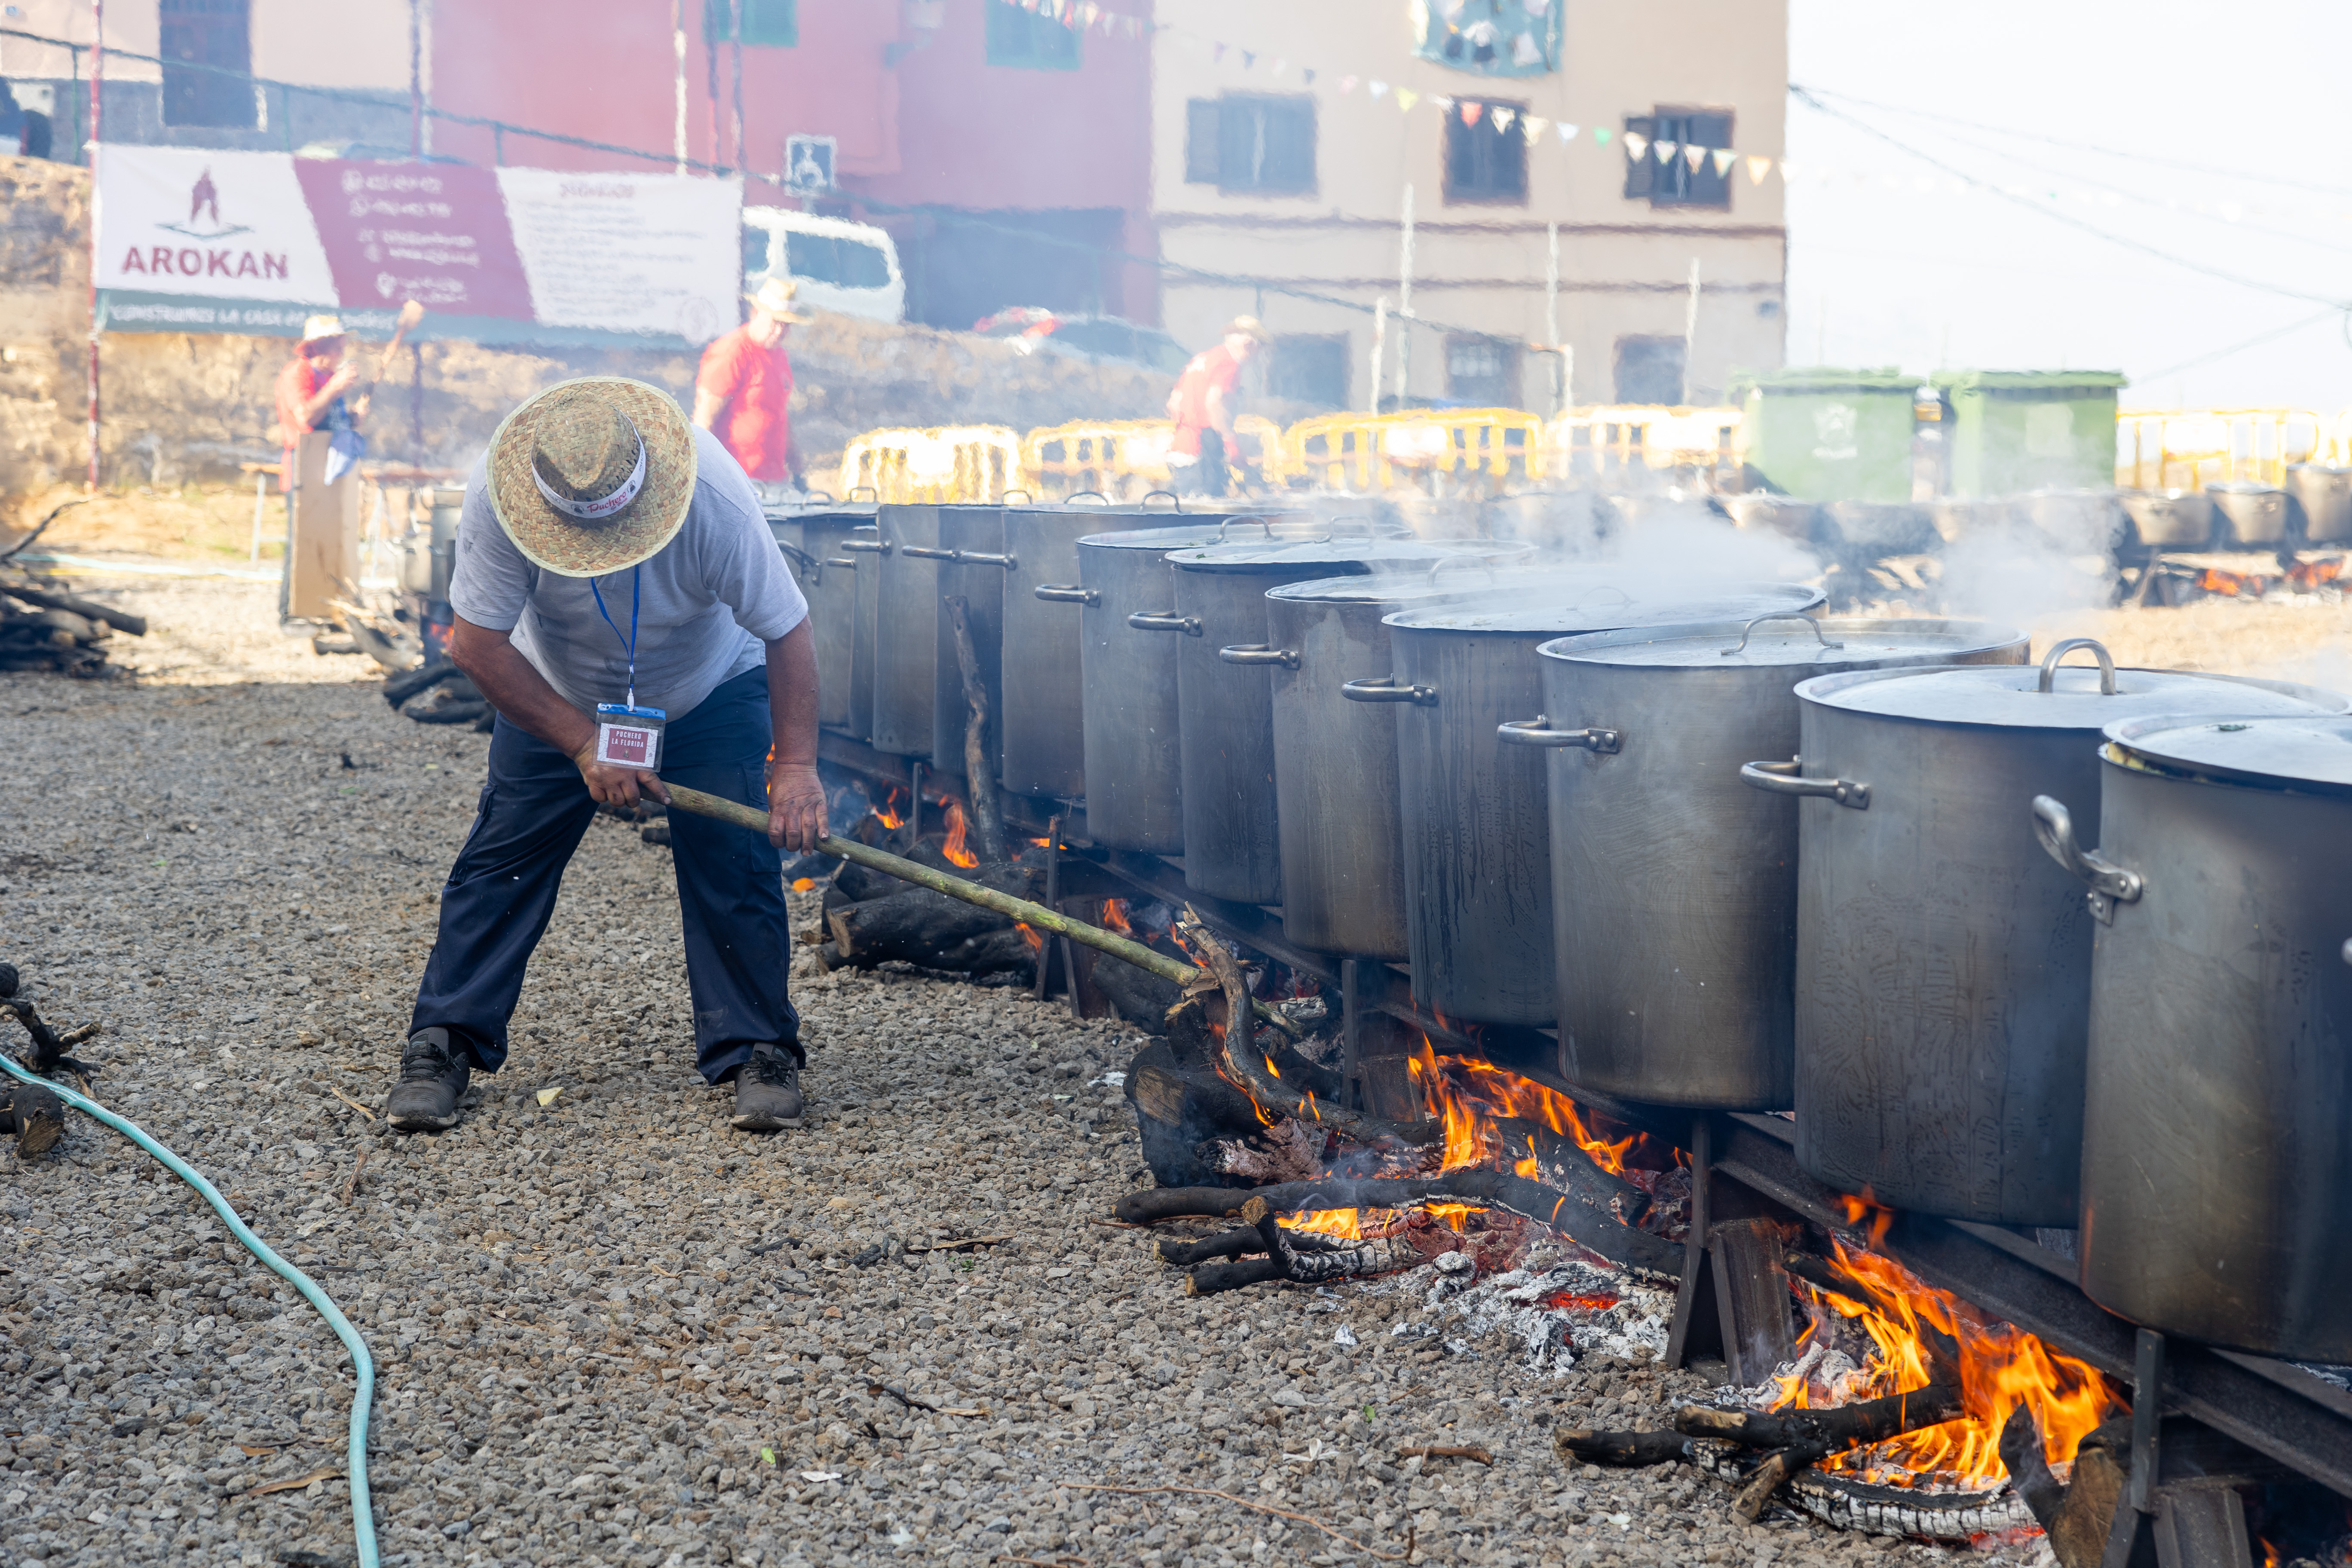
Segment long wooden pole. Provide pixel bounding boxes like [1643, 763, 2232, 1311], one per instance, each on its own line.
[659, 783, 1301, 1036]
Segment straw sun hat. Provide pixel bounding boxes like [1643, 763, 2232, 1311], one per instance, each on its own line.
[485, 377, 698, 577]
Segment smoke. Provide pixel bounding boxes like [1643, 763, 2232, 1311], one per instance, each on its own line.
[1930, 494, 2119, 625]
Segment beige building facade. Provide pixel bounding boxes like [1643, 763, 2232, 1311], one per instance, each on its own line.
[1151, 0, 1788, 418]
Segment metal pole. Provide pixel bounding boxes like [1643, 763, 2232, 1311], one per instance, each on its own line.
[1393, 183, 1415, 406]
[1544, 220, 1563, 414]
[1369, 297, 1387, 415]
[728, 0, 744, 175]
[672, 0, 689, 175]
[407, 0, 421, 159]
[1681, 257, 1701, 407]
[85, 0, 102, 492]
[248, 470, 265, 562]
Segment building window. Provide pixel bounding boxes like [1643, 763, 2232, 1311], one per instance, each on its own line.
[1446, 336, 1522, 407]
[159, 0, 255, 130]
[1623, 109, 1734, 209]
[986, 0, 1080, 70]
[705, 0, 798, 46]
[1442, 99, 1527, 204]
[1268, 335, 1350, 411]
[1184, 95, 1316, 195]
[1614, 336, 1687, 406]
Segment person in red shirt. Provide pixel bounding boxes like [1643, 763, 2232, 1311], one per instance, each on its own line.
[1166, 315, 1270, 497]
[693, 277, 811, 487]
[273, 315, 366, 491]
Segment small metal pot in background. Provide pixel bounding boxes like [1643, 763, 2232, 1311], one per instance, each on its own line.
[1772, 640, 2345, 1225]
[1366, 578, 1825, 1028]
[1512, 615, 2026, 1110]
[2285, 463, 2352, 545]
[2039, 714, 2352, 1362]
[768, 498, 878, 736]
[2206, 480, 2290, 547]
[2119, 488, 2215, 549]
[860, 503, 1004, 762]
[1722, 492, 1820, 544]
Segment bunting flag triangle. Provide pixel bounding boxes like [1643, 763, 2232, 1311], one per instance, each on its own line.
[1270, 58, 1286, 77]
[1684, 144, 1707, 172]
[1240, 50, 1255, 68]
[1302, 68, 1315, 85]
[1620, 131, 1647, 159]
[1340, 74, 1359, 92]
[1653, 139, 1678, 163]
[1368, 79, 1389, 98]
[1522, 114, 1548, 142]
[1460, 101, 1484, 126]
[1592, 126, 1613, 146]
[1395, 87, 1420, 112]
[1712, 148, 1737, 177]
[1078, 0, 1098, 25]
[1778, 159, 1798, 181]
[1492, 107, 1517, 133]
[1556, 122, 1579, 143]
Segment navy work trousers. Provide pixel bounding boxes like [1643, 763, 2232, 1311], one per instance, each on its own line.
[408, 668, 800, 1083]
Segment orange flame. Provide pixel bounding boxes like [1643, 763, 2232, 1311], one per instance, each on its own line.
[941, 801, 977, 868]
[1100, 898, 1133, 935]
[1014, 922, 1043, 952]
[1407, 1036, 1651, 1178]
[871, 790, 906, 830]
[1774, 1236, 2124, 1489]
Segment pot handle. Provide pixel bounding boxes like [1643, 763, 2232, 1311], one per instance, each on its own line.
[847, 486, 880, 501]
[1034, 584, 1098, 605]
[1064, 490, 1109, 505]
[1220, 643, 1301, 669]
[1219, 516, 1277, 540]
[901, 545, 1017, 568]
[1128, 610, 1203, 636]
[1428, 555, 1501, 584]
[1721, 613, 1844, 657]
[823, 557, 856, 569]
[839, 538, 891, 555]
[1001, 488, 1031, 503]
[1739, 756, 1870, 809]
[1142, 490, 1182, 509]
[2031, 795, 2144, 925]
[802, 490, 836, 504]
[1341, 674, 1439, 705]
[1498, 716, 1622, 753]
[2037, 637, 2119, 694]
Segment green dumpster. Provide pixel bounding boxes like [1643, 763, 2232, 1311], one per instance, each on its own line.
[1730, 368, 1918, 503]
[1931, 370, 2125, 498]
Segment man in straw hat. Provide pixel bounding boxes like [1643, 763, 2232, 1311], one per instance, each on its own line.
[273, 315, 367, 492]
[1164, 315, 1271, 498]
[693, 276, 812, 489]
[386, 377, 827, 1135]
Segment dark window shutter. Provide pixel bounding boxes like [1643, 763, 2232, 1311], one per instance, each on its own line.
[1185, 99, 1222, 184]
[1219, 99, 1262, 189]
[1689, 112, 1733, 206]
[1622, 114, 1656, 200]
[1263, 99, 1316, 192]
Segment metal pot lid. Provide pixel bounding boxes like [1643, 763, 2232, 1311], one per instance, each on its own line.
[1384, 577, 1823, 636]
[1167, 536, 1527, 573]
[1269, 561, 1529, 607]
[2103, 713, 2352, 793]
[1077, 522, 1256, 551]
[1797, 637, 2344, 729]
[1539, 615, 2026, 670]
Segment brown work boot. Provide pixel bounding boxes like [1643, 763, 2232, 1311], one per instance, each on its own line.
[729, 1042, 804, 1132]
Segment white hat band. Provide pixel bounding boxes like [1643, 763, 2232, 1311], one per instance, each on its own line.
[530, 418, 648, 521]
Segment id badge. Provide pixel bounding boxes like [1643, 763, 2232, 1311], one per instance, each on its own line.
[594, 703, 668, 769]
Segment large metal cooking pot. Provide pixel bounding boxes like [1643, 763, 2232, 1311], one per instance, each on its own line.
[768, 499, 877, 736]
[2286, 463, 2352, 544]
[1363, 577, 1825, 1027]
[2119, 488, 2214, 549]
[1075, 515, 1312, 853]
[848, 524, 879, 741]
[1516, 616, 2028, 1110]
[1768, 640, 2346, 1225]
[1171, 533, 1529, 907]
[1004, 493, 1185, 801]
[2038, 713, 2352, 1361]
[857, 503, 1003, 760]
[1262, 564, 1525, 958]
[925, 505, 1018, 776]
[2207, 481, 2289, 546]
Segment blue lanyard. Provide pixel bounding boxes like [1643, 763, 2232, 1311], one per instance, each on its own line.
[589, 566, 641, 709]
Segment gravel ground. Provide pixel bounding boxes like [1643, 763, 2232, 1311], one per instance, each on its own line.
[2, 576, 2035, 1568]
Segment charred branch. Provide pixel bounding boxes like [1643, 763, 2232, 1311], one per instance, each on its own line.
[1731, 1441, 1836, 1524]
[1182, 1195, 1430, 1295]
[1674, 1382, 1962, 1451]
[941, 595, 1008, 866]
[1554, 1427, 1694, 1467]
[0, 579, 147, 637]
[1156, 1226, 1265, 1268]
[1184, 1256, 1285, 1295]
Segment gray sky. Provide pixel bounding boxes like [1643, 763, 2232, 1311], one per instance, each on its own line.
[1787, 0, 2352, 412]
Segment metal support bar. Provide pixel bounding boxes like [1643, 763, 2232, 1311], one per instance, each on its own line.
[1032, 812, 1062, 1003]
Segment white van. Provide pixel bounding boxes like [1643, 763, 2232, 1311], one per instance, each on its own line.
[741, 208, 906, 325]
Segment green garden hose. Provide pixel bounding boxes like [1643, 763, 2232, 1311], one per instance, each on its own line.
[1, 1053, 378, 1568]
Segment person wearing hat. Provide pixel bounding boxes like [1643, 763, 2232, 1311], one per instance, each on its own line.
[273, 315, 368, 492]
[1165, 316, 1271, 498]
[386, 377, 828, 1135]
[692, 276, 811, 489]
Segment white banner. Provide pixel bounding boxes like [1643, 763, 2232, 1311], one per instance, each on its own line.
[94, 147, 335, 304]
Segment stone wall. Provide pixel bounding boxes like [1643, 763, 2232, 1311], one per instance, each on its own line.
[0, 156, 1172, 499]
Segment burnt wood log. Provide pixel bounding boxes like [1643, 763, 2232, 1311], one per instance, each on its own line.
[1090, 952, 1183, 1034]
[1183, 1195, 1429, 1295]
[1554, 1427, 1694, 1467]
[1687, 1440, 2037, 1541]
[1128, 1048, 1265, 1142]
[1674, 1382, 1963, 1450]
[1184, 1257, 1284, 1295]
[826, 888, 1011, 965]
[1731, 1442, 1835, 1524]
[941, 595, 1008, 866]
[1157, 1225, 1265, 1267]
[382, 661, 459, 707]
[0, 580, 147, 637]
[923, 926, 1036, 978]
[1998, 1402, 2072, 1549]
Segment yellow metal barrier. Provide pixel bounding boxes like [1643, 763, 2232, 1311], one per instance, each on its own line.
[1549, 405, 1743, 480]
[838, 426, 1025, 504]
[1018, 416, 1283, 500]
[2116, 408, 2323, 491]
[1283, 409, 1547, 492]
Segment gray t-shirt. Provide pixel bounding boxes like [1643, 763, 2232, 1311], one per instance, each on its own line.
[449, 423, 808, 720]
